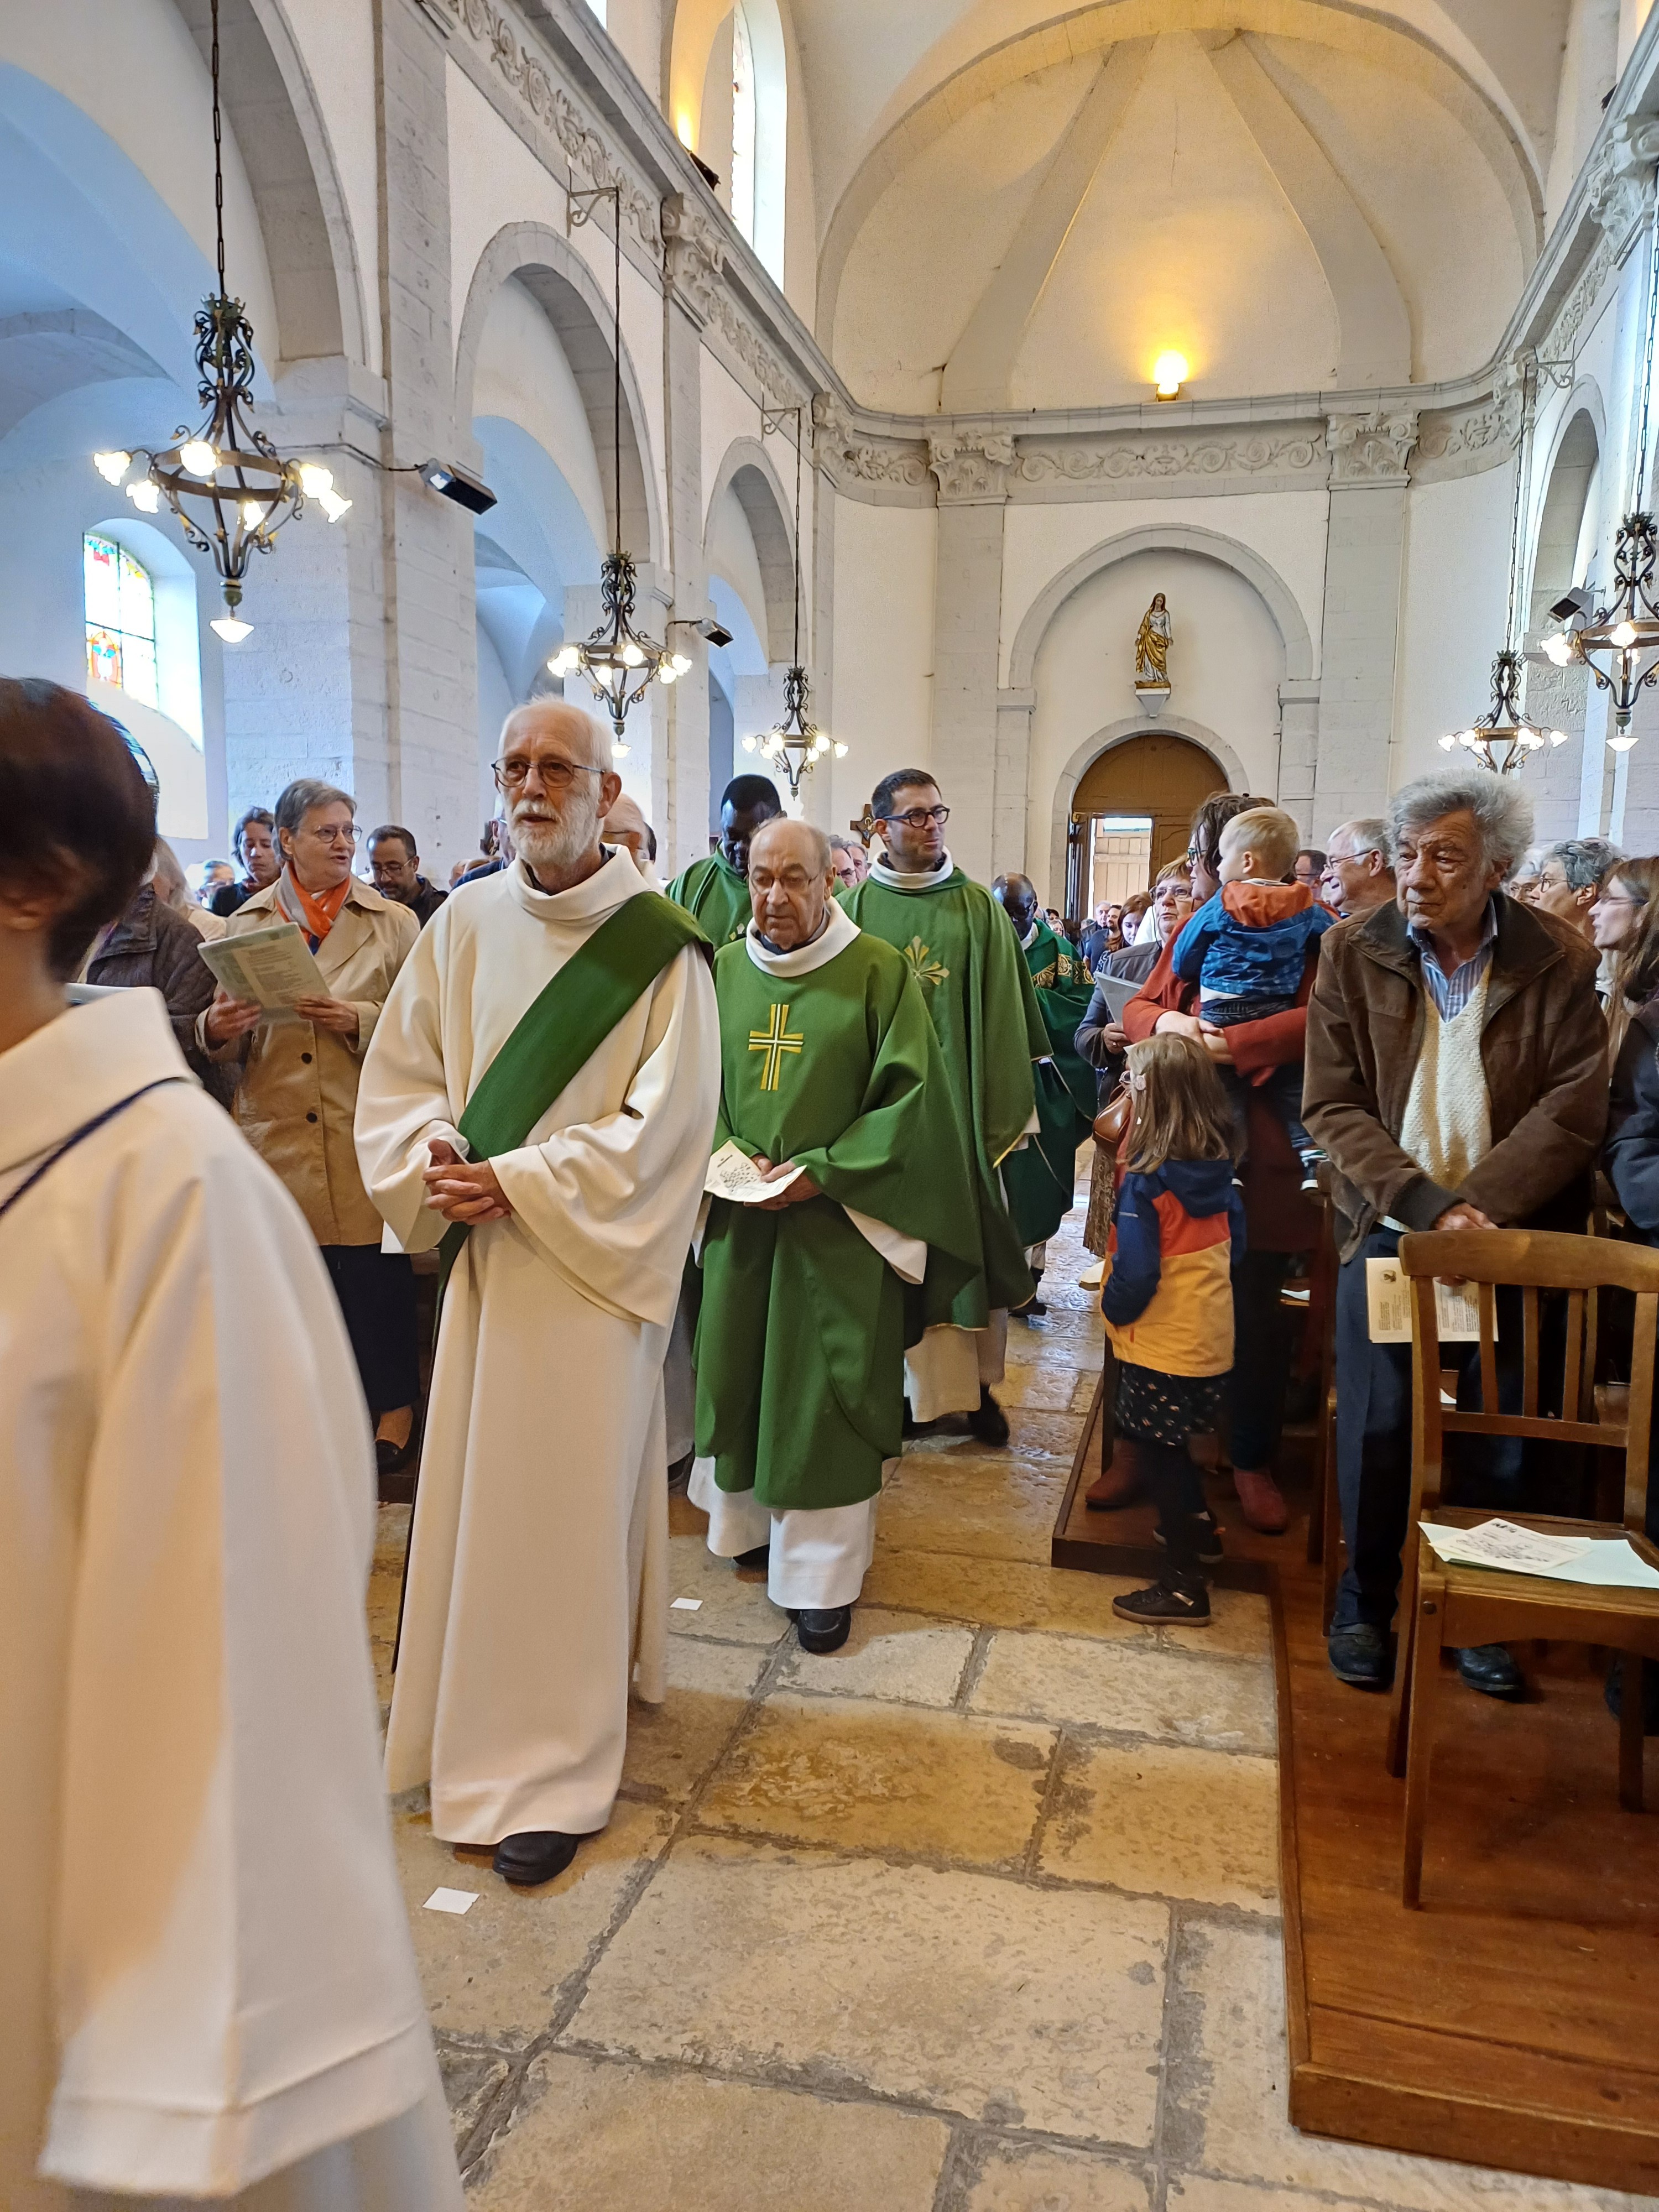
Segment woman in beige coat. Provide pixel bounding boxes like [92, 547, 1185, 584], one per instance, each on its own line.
[205, 778, 421, 1469]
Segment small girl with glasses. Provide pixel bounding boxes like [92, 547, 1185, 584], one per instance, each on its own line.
[1100, 1033, 1244, 1623]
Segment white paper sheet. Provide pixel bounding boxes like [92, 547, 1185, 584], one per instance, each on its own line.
[1421, 1517, 1659, 1588]
[705, 1140, 805, 1205]
[197, 920, 326, 1009]
[1091, 973, 1143, 1020]
[423, 1887, 479, 1914]
[1366, 1256, 1489, 1344]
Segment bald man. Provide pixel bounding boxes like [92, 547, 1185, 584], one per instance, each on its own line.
[356, 701, 721, 1888]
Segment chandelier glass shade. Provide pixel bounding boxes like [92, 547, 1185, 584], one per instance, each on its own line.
[1439, 649, 1567, 776]
[1542, 510, 1659, 751]
[90, 1, 346, 642]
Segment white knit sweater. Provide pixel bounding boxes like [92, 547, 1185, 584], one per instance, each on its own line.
[1397, 969, 1493, 1193]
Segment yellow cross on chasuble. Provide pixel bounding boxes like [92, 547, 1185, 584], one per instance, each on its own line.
[748, 1001, 805, 1090]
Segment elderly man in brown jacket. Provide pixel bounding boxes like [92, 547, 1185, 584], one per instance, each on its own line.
[1304, 769, 1607, 1696]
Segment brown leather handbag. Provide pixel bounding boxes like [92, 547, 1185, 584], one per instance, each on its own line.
[1093, 1078, 1133, 1147]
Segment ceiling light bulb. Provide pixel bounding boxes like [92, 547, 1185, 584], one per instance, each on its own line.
[298, 463, 333, 497]
[620, 641, 645, 666]
[671, 653, 693, 676]
[241, 499, 263, 527]
[1609, 731, 1638, 751]
[657, 665, 679, 685]
[93, 449, 132, 484]
[1611, 620, 1639, 649]
[741, 734, 758, 753]
[1543, 632, 1575, 665]
[833, 741, 849, 758]
[211, 613, 252, 644]
[612, 740, 629, 759]
[1548, 728, 1569, 745]
[126, 477, 161, 513]
[1152, 351, 1188, 399]
[319, 488, 352, 522]
[1438, 733, 1457, 751]
[179, 439, 217, 476]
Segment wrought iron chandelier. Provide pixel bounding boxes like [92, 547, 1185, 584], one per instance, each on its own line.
[1542, 195, 1659, 752]
[546, 186, 687, 756]
[92, 0, 346, 643]
[740, 408, 846, 807]
[1439, 356, 1566, 775]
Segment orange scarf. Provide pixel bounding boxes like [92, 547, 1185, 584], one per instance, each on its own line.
[285, 868, 351, 945]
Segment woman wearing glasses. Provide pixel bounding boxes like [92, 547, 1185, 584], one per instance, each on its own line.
[204, 778, 421, 1472]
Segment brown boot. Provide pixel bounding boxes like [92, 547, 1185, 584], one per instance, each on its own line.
[1233, 1466, 1288, 1534]
[1086, 1442, 1145, 1511]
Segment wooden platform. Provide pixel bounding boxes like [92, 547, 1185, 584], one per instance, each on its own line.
[1056, 1375, 1659, 2195]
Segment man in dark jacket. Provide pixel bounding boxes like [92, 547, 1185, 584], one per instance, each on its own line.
[368, 824, 448, 926]
[85, 876, 234, 1105]
[1304, 769, 1607, 1695]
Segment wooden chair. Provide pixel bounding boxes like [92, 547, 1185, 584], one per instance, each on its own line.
[1387, 1228, 1659, 1908]
[1300, 1179, 1343, 1631]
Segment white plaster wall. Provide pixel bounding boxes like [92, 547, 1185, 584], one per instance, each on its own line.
[281, 0, 380, 373]
[1000, 492, 1329, 687]
[705, 479, 769, 649]
[1392, 462, 1520, 794]
[827, 497, 936, 830]
[2, 0, 276, 356]
[473, 276, 609, 549]
[1023, 546, 1289, 902]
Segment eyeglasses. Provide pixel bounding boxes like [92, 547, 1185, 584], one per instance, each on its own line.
[302, 822, 358, 846]
[879, 804, 950, 829]
[493, 755, 607, 792]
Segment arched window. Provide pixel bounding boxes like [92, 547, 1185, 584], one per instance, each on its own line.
[731, 4, 757, 249]
[84, 531, 159, 708]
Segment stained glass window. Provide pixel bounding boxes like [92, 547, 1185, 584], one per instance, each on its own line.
[84, 533, 159, 710]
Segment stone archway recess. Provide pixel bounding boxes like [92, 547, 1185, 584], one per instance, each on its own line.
[705, 434, 798, 664]
[1062, 727, 1233, 920]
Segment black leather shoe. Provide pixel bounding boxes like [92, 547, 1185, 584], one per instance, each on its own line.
[733, 1543, 771, 1571]
[1454, 1642, 1522, 1698]
[1328, 1623, 1392, 1691]
[1154, 1510, 1225, 1565]
[375, 1431, 417, 1477]
[492, 1830, 581, 1886]
[796, 1605, 853, 1654]
[968, 1386, 1010, 1446]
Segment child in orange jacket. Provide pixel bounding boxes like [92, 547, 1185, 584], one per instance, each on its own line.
[1102, 1034, 1245, 1624]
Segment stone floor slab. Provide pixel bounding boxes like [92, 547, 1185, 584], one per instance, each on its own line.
[773, 1606, 975, 1705]
[622, 1635, 768, 1803]
[1040, 1740, 1280, 1907]
[393, 1798, 672, 2043]
[567, 1836, 1168, 2144]
[860, 1548, 1158, 1641]
[998, 1363, 1092, 1411]
[1164, 1921, 1648, 2211]
[437, 2045, 511, 2157]
[971, 1632, 1276, 1756]
[697, 1694, 1055, 1868]
[1007, 1407, 1088, 1459]
[879, 1449, 1066, 1565]
[668, 1533, 792, 1645]
[471, 2049, 948, 2210]
[961, 2140, 1152, 2210]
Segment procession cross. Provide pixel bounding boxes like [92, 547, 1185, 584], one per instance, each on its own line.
[748, 1002, 805, 1091]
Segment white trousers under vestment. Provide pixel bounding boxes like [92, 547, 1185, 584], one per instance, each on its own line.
[904, 1311, 1009, 1421]
[662, 1280, 697, 1465]
[688, 1456, 880, 1609]
[386, 1225, 668, 1843]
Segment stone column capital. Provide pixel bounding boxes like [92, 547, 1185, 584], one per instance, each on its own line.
[1588, 116, 1659, 255]
[927, 429, 1017, 505]
[660, 192, 726, 328]
[1325, 406, 1420, 486]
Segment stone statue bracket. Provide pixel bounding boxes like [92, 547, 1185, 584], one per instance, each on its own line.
[1134, 592, 1172, 717]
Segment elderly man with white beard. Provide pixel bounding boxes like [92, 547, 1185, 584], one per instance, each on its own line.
[356, 701, 720, 1887]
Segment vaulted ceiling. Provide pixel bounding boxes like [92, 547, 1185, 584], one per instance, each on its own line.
[797, 0, 1575, 413]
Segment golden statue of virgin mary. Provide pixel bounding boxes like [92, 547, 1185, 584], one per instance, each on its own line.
[1135, 593, 1172, 687]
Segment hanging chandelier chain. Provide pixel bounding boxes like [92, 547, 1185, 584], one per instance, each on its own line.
[1503, 357, 1533, 654]
[1635, 176, 1659, 513]
[210, 0, 226, 297]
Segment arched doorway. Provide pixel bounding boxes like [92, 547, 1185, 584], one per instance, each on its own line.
[1066, 732, 1227, 919]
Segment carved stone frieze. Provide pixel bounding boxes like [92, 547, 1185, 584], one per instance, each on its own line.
[1326, 406, 1420, 486]
[1014, 429, 1322, 486]
[811, 396, 931, 491]
[1543, 232, 1618, 366]
[435, 0, 661, 252]
[926, 429, 1016, 503]
[703, 288, 800, 407]
[660, 193, 724, 327]
[1413, 362, 1522, 480]
[1587, 116, 1659, 255]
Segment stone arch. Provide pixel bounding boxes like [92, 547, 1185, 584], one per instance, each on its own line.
[1009, 521, 1315, 694]
[174, 0, 367, 367]
[1046, 713, 1245, 908]
[454, 222, 662, 565]
[705, 434, 797, 663]
[1526, 381, 1605, 626]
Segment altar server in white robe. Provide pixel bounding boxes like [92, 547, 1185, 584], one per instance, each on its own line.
[0, 678, 460, 2212]
[356, 701, 721, 1890]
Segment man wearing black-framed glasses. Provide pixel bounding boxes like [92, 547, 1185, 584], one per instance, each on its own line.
[356, 699, 722, 1892]
[843, 770, 1048, 1444]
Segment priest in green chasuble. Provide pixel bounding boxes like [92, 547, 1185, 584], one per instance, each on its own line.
[691, 820, 979, 1653]
[842, 771, 1047, 1443]
[994, 871, 1098, 1314]
[664, 772, 782, 946]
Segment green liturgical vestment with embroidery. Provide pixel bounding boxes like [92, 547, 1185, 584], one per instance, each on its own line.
[1003, 916, 1098, 1248]
[843, 865, 1045, 1319]
[665, 852, 753, 947]
[695, 932, 979, 1510]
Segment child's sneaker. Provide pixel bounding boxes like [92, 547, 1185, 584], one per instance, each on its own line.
[1153, 1509, 1225, 1564]
[1298, 1148, 1326, 1195]
[1112, 1578, 1211, 1625]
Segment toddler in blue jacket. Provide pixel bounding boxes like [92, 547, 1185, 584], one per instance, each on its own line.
[1170, 805, 1334, 1190]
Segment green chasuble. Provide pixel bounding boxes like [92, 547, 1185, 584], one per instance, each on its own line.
[666, 852, 752, 947]
[696, 924, 980, 1510]
[1002, 916, 1099, 1248]
[842, 861, 1044, 1319]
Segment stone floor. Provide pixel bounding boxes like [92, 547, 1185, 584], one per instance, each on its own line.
[368, 1202, 1647, 2212]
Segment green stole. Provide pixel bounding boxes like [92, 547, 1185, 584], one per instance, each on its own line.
[437, 891, 709, 1296]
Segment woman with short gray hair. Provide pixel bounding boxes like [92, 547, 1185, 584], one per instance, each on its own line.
[204, 776, 422, 1473]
